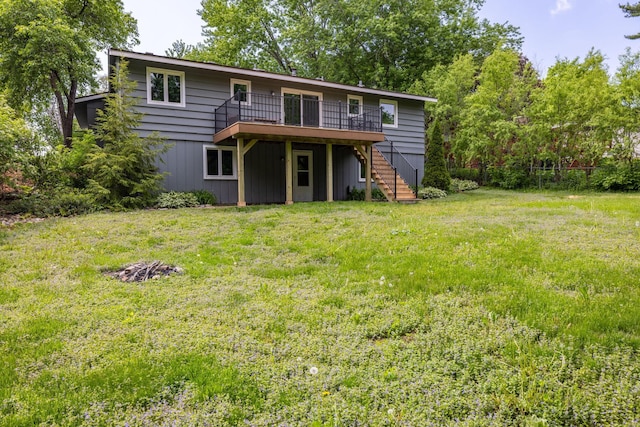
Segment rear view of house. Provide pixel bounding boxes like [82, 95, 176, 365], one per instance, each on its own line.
[75, 50, 435, 206]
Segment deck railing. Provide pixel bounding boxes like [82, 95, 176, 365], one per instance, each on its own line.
[214, 91, 383, 134]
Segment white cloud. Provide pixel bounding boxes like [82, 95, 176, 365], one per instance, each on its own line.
[551, 0, 572, 15]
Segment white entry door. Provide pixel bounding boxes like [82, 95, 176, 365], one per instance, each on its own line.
[293, 150, 313, 202]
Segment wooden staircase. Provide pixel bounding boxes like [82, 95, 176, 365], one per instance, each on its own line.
[354, 146, 418, 202]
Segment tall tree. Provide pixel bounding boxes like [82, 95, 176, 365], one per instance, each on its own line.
[458, 49, 539, 171]
[194, 0, 521, 91]
[411, 54, 479, 167]
[82, 60, 168, 209]
[422, 119, 450, 190]
[0, 0, 138, 147]
[529, 50, 615, 174]
[621, 2, 640, 39]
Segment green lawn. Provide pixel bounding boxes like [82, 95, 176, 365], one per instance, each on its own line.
[1, 189, 639, 425]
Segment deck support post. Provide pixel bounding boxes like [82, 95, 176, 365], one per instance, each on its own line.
[237, 138, 246, 207]
[326, 143, 333, 202]
[285, 140, 293, 205]
[365, 144, 372, 202]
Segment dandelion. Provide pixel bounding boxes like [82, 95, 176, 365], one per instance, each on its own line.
[309, 366, 318, 375]
[388, 408, 395, 416]
[379, 275, 385, 285]
[636, 221, 639, 227]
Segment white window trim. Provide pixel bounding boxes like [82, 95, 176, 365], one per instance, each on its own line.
[281, 87, 324, 127]
[380, 99, 398, 128]
[230, 78, 252, 105]
[203, 145, 237, 180]
[146, 67, 186, 107]
[347, 94, 363, 116]
[357, 160, 374, 183]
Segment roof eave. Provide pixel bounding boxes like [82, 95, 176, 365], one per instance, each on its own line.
[109, 49, 437, 103]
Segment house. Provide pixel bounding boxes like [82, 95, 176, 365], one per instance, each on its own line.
[75, 49, 436, 206]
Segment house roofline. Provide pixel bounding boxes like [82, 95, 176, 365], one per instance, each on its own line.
[109, 49, 437, 103]
[76, 92, 107, 103]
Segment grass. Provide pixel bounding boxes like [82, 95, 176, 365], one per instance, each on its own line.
[1, 189, 639, 425]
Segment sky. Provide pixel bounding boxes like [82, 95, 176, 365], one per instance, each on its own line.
[113, 0, 640, 77]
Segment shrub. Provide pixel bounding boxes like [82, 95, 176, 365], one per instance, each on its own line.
[590, 161, 640, 191]
[422, 120, 450, 190]
[347, 187, 386, 201]
[450, 179, 479, 192]
[488, 166, 528, 189]
[156, 192, 200, 209]
[418, 186, 447, 199]
[190, 189, 217, 205]
[449, 167, 480, 183]
[7, 189, 99, 217]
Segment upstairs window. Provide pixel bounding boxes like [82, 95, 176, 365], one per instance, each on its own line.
[380, 99, 398, 128]
[230, 79, 251, 105]
[147, 67, 185, 107]
[204, 146, 236, 179]
[348, 95, 363, 116]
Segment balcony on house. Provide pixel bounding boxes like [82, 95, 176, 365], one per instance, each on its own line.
[213, 91, 385, 145]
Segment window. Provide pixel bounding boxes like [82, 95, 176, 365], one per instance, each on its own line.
[357, 161, 374, 183]
[230, 79, 251, 105]
[380, 99, 398, 128]
[347, 95, 363, 116]
[203, 146, 236, 179]
[147, 67, 185, 107]
[281, 88, 323, 127]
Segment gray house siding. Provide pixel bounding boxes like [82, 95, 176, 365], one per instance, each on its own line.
[82, 54, 430, 204]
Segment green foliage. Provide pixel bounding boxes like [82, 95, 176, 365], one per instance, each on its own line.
[7, 188, 98, 217]
[0, 0, 138, 145]
[0, 93, 34, 195]
[418, 186, 448, 199]
[422, 120, 451, 190]
[194, 0, 521, 91]
[590, 160, 640, 191]
[156, 192, 200, 209]
[449, 167, 480, 183]
[347, 187, 386, 201]
[621, 1, 640, 39]
[81, 60, 169, 210]
[488, 165, 530, 189]
[449, 179, 479, 192]
[190, 189, 217, 205]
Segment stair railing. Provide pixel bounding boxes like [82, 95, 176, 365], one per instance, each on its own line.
[376, 138, 419, 199]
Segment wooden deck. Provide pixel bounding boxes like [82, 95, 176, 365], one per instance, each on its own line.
[213, 121, 386, 145]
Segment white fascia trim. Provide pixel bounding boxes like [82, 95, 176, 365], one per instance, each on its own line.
[110, 49, 437, 103]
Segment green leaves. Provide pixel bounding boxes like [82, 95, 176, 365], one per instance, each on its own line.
[0, 0, 138, 145]
[194, 0, 521, 91]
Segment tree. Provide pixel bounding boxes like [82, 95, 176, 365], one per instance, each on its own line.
[411, 54, 479, 167]
[193, 0, 522, 91]
[0, 0, 138, 147]
[422, 120, 450, 190]
[611, 48, 640, 163]
[0, 93, 34, 196]
[621, 2, 640, 39]
[529, 50, 615, 175]
[166, 39, 195, 59]
[458, 49, 539, 176]
[82, 60, 168, 209]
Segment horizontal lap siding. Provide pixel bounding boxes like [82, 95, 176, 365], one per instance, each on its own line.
[123, 57, 426, 201]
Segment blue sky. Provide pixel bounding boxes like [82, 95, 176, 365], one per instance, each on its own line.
[117, 0, 640, 76]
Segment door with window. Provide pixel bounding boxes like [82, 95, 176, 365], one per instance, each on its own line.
[282, 89, 321, 127]
[293, 150, 313, 201]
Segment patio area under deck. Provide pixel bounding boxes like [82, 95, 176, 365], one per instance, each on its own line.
[212, 122, 385, 207]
